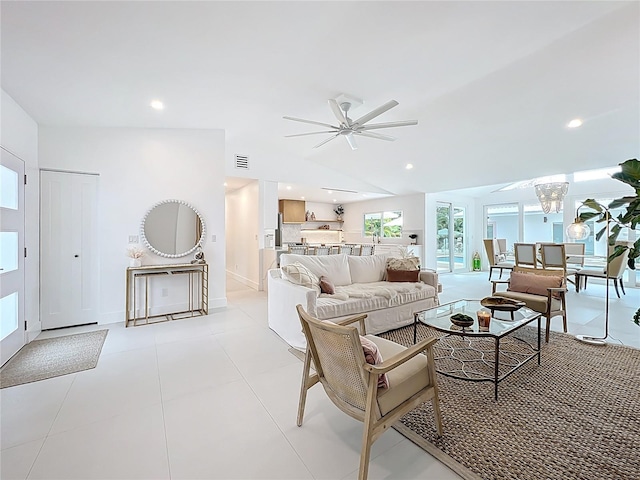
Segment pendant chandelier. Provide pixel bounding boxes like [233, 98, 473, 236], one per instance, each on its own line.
[534, 182, 569, 213]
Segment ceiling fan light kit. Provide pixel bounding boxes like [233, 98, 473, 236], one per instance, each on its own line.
[284, 96, 417, 150]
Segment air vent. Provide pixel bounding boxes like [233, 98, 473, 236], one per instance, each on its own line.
[235, 155, 249, 169]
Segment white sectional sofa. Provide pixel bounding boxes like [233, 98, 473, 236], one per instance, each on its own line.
[268, 253, 440, 350]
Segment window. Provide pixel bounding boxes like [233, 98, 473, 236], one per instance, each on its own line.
[363, 211, 403, 238]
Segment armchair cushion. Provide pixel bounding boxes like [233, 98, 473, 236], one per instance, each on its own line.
[509, 271, 563, 298]
[495, 291, 562, 313]
[366, 335, 430, 416]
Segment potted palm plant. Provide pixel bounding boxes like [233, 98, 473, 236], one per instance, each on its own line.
[577, 158, 639, 325]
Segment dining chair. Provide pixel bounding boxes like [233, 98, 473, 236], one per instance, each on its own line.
[575, 242, 630, 297]
[315, 246, 331, 256]
[359, 245, 375, 256]
[483, 239, 514, 280]
[340, 245, 354, 255]
[564, 242, 586, 269]
[296, 305, 442, 480]
[514, 243, 538, 268]
[540, 243, 580, 287]
[289, 245, 308, 255]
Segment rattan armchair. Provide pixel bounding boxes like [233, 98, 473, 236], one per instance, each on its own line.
[296, 305, 442, 480]
[491, 266, 567, 342]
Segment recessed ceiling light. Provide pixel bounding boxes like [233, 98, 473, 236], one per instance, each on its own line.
[327, 190, 333, 194]
[567, 118, 583, 128]
[286, 186, 292, 190]
[301, 196, 305, 200]
[333, 199, 337, 202]
[223, 182, 227, 187]
[406, 163, 414, 170]
[150, 100, 164, 110]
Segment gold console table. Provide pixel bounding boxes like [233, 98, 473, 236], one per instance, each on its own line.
[125, 263, 208, 327]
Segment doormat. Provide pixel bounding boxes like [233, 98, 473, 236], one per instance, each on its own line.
[0, 330, 108, 389]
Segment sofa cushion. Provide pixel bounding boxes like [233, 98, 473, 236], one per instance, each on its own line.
[347, 254, 388, 283]
[280, 253, 352, 286]
[316, 282, 436, 319]
[494, 291, 562, 313]
[386, 268, 420, 282]
[508, 271, 563, 298]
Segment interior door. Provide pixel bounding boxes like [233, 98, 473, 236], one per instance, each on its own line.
[40, 170, 99, 329]
[1, 148, 26, 365]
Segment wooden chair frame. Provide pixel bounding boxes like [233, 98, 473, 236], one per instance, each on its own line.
[483, 238, 514, 280]
[296, 305, 443, 480]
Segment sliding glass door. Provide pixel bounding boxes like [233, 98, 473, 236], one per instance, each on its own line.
[437, 202, 466, 273]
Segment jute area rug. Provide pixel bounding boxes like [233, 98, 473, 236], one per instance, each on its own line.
[380, 323, 640, 480]
[0, 330, 108, 389]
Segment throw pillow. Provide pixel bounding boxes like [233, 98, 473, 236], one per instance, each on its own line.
[508, 271, 563, 298]
[360, 335, 389, 389]
[319, 275, 335, 295]
[386, 256, 420, 271]
[281, 262, 319, 290]
[386, 268, 420, 282]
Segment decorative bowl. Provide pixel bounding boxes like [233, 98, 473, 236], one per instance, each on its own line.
[480, 296, 526, 312]
[450, 313, 474, 328]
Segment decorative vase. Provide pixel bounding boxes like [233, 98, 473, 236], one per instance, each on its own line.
[129, 258, 142, 267]
[336, 215, 343, 221]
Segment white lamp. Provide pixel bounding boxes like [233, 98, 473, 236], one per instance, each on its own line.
[567, 204, 610, 346]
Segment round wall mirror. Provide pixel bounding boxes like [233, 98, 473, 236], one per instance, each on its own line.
[140, 200, 206, 258]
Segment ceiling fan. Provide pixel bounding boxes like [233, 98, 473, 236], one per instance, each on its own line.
[283, 98, 417, 150]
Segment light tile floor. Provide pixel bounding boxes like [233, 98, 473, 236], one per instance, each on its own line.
[1, 273, 638, 479]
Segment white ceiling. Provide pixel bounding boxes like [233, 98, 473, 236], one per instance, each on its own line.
[2, 1, 638, 202]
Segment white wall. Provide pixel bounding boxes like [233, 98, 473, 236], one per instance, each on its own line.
[39, 127, 226, 323]
[225, 181, 259, 289]
[0, 89, 40, 340]
[342, 193, 426, 265]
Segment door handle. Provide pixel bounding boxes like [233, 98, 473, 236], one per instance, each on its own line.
[74, 255, 79, 258]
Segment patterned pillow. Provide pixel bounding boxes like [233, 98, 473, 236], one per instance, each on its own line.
[386, 256, 420, 271]
[360, 336, 389, 389]
[281, 262, 319, 290]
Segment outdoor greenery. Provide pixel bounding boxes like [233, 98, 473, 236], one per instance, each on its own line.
[436, 206, 464, 252]
[364, 211, 402, 238]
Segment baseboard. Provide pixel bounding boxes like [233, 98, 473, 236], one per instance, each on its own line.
[226, 270, 259, 290]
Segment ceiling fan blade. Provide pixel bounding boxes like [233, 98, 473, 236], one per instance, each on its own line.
[313, 134, 340, 148]
[354, 131, 396, 141]
[360, 120, 418, 130]
[352, 100, 399, 126]
[344, 133, 358, 150]
[285, 130, 337, 138]
[283, 116, 338, 129]
[328, 99, 350, 126]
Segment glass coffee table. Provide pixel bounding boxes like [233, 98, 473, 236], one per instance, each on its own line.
[414, 299, 542, 400]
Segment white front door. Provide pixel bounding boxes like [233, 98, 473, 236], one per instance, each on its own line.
[1, 148, 26, 365]
[40, 170, 99, 330]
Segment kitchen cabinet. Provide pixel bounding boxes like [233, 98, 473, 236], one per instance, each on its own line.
[279, 199, 306, 223]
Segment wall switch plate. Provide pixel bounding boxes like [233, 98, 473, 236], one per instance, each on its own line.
[128, 235, 139, 243]
[212, 235, 216, 242]
[162, 288, 169, 297]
